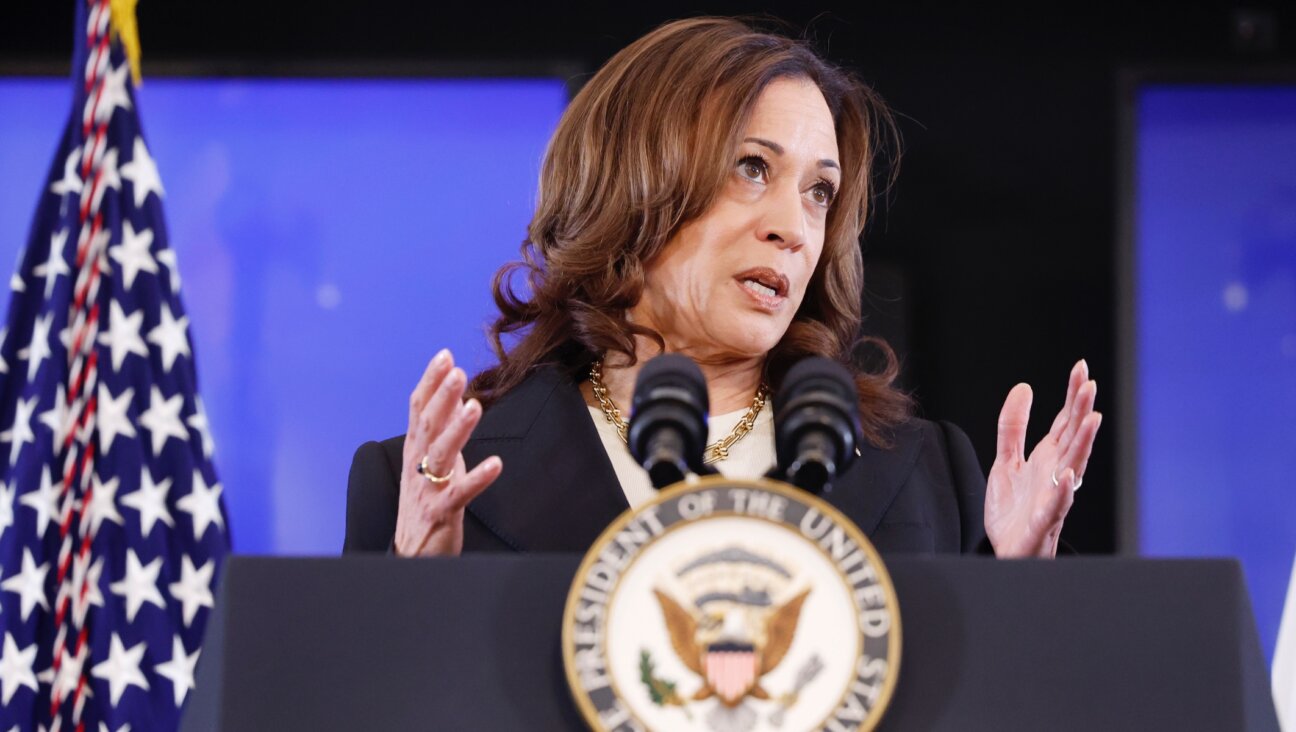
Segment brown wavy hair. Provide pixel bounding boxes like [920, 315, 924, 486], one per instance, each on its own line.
[468, 16, 912, 445]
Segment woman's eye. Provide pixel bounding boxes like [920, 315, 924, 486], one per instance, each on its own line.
[737, 156, 767, 182]
[809, 182, 837, 207]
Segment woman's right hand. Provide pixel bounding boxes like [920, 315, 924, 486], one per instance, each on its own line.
[393, 349, 503, 556]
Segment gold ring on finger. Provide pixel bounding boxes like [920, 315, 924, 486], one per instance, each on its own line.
[418, 455, 454, 485]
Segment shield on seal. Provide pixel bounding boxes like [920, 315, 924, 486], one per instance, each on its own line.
[704, 642, 759, 704]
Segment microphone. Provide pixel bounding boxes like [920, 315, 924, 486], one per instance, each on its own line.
[627, 354, 711, 489]
[773, 357, 862, 494]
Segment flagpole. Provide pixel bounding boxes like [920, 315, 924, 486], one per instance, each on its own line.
[1276, 552, 1296, 731]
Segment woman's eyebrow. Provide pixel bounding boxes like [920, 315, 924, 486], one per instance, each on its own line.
[744, 136, 839, 171]
[744, 136, 784, 154]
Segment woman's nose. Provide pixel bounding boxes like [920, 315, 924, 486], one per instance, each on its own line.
[755, 183, 807, 250]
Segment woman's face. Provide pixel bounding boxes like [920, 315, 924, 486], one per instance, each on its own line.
[634, 77, 841, 363]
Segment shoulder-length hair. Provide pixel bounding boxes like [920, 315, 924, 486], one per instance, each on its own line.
[468, 16, 911, 445]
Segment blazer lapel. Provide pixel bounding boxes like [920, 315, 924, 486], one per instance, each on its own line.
[464, 366, 629, 552]
[824, 420, 926, 537]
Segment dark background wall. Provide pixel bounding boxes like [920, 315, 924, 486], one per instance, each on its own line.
[5, 1, 1293, 553]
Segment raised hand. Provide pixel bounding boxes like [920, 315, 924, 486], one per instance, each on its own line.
[393, 350, 503, 556]
[985, 360, 1102, 558]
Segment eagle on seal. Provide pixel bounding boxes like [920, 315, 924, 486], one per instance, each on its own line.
[653, 586, 811, 707]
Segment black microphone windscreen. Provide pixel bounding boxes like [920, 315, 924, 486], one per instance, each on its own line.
[628, 353, 710, 483]
[773, 357, 862, 493]
[631, 353, 709, 416]
[775, 357, 858, 415]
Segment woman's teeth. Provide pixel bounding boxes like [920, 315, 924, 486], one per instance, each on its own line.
[743, 279, 777, 298]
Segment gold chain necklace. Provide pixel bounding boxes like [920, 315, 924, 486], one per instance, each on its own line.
[589, 359, 769, 464]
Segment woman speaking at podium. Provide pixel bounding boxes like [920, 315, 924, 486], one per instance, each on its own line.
[344, 17, 1101, 559]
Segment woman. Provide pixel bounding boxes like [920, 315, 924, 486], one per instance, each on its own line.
[344, 17, 1101, 558]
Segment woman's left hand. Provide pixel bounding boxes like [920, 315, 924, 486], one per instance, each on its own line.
[985, 359, 1102, 558]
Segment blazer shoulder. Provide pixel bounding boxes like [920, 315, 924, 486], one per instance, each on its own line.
[889, 417, 979, 468]
[343, 436, 405, 553]
[921, 417, 988, 553]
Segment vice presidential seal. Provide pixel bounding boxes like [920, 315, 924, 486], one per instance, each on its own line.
[562, 476, 901, 732]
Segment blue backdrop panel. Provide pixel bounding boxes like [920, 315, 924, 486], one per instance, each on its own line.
[0, 77, 567, 556]
[1136, 85, 1296, 661]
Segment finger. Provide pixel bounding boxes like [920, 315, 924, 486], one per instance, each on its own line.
[410, 366, 468, 468]
[1059, 411, 1102, 481]
[1048, 359, 1088, 440]
[425, 398, 483, 477]
[1041, 467, 1078, 526]
[995, 383, 1033, 464]
[408, 349, 454, 429]
[446, 456, 503, 512]
[1058, 380, 1097, 449]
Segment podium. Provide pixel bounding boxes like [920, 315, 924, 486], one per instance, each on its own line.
[181, 556, 1279, 731]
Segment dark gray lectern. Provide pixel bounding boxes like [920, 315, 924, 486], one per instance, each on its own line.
[181, 557, 1279, 731]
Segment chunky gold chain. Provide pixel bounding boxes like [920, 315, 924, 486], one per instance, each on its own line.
[589, 359, 768, 465]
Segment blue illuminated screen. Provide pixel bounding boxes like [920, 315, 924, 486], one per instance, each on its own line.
[0, 77, 568, 556]
[1134, 84, 1296, 661]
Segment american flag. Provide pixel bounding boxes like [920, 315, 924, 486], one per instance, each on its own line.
[0, 2, 228, 730]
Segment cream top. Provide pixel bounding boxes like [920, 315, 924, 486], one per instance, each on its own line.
[586, 402, 776, 507]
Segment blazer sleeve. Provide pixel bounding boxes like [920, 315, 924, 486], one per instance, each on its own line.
[937, 420, 990, 554]
[343, 440, 402, 553]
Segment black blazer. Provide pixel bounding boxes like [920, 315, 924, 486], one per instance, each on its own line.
[344, 365, 989, 555]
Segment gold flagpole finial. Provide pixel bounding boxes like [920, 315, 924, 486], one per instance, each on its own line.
[108, 0, 143, 86]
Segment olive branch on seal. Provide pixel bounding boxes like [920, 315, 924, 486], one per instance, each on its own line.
[638, 650, 693, 720]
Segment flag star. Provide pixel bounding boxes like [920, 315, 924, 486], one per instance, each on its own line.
[1, 395, 39, 466]
[177, 471, 223, 542]
[9, 272, 24, 293]
[138, 386, 187, 456]
[0, 633, 38, 705]
[19, 468, 61, 538]
[0, 481, 13, 540]
[154, 635, 200, 708]
[108, 550, 165, 623]
[187, 397, 215, 459]
[70, 555, 105, 627]
[37, 384, 68, 453]
[156, 248, 181, 293]
[49, 148, 82, 197]
[97, 384, 137, 455]
[108, 220, 157, 290]
[121, 469, 173, 537]
[119, 137, 164, 208]
[168, 554, 215, 626]
[94, 62, 132, 124]
[98, 300, 147, 372]
[99, 725, 131, 732]
[146, 304, 190, 373]
[0, 327, 7, 374]
[53, 645, 88, 702]
[0, 549, 50, 621]
[33, 230, 71, 300]
[17, 312, 54, 383]
[90, 634, 149, 707]
[84, 474, 124, 535]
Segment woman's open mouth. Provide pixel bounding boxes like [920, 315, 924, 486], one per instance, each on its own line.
[734, 267, 789, 311]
